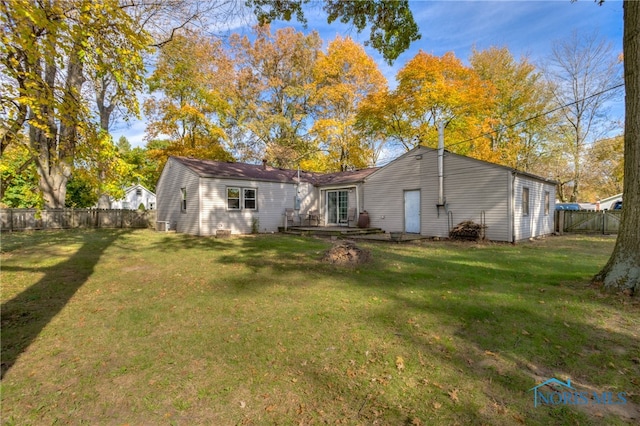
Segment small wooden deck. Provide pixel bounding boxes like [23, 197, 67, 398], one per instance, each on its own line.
[281, 226, 384, 237]
[281, 226, 428, 242]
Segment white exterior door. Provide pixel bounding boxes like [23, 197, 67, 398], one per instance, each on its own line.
[404, 190, 420, 233]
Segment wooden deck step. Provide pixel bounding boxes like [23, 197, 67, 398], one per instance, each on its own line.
[282, 226, 385, 237]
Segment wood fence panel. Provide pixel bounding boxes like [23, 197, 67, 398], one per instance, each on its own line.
[0, 209, 156, 231]
[556, 210, 621, 234]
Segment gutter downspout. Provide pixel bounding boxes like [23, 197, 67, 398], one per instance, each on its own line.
[511, 171, 516, 243]
[438, 121, 445, 206]
[355, 184, 360, 220]
[437, 121, 446, 217]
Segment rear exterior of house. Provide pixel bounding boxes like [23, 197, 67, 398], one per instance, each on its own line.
[363, 146, 555, 242]
[155, 157, 374, 235]
[157, 150, 555, 241]
[156, 157, 300, 235]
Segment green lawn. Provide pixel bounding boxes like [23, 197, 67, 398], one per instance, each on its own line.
[1, 230, 638, 425]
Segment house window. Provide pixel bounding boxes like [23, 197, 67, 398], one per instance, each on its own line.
[244, 188, 257, 210]
[522, 187, 530, 216]
[181, 187, 187, 212]
[227, 187, 241, 210]
[136, 188, 142, 196]
[227, 187, 257, 210]
[544, 191, 550, 216]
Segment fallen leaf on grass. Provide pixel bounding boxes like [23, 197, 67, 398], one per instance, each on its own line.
[395, 356, 405, 372]
[433, 402, 442, 410]
[448, 388, 459, 403]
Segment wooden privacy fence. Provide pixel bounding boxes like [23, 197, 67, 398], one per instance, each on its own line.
[0, 209, 157, 232]
[555, 210, 621, 234]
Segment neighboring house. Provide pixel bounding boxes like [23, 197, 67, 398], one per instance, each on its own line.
[108, 184, 156, 210]
[597, 193, 623, 211]
[156, 147, 556, 242]
[363, 146, 556, 242]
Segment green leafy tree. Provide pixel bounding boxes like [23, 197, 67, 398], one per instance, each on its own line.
[65, 172, 99, 208]
[247, 0, 420, 64]
[0, 144, 41, 208]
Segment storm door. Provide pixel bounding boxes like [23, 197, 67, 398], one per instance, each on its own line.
[404, 190, 421, 233]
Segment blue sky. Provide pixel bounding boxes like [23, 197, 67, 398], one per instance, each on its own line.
[113, 0, 624, 148]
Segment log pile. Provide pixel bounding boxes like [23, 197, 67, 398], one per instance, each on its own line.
[321, 240, 371, 266]
[449, 220, 486, 241]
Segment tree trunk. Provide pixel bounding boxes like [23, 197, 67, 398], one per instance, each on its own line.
[37, 162, 71, 209]
[31, 44, 85, 208]
[593, 0, 640, 296]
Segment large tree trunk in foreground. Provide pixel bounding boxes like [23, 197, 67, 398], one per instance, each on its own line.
[593, 0, 640, 296]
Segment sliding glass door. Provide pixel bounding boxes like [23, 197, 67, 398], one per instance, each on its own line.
[327, 190, 348, 225]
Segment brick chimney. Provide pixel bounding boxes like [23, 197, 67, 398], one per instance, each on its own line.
[262, 159, 267, 170]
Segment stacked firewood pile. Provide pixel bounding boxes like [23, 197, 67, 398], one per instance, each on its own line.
[321, 240, 371, 266]
[449, 220, 487, 241]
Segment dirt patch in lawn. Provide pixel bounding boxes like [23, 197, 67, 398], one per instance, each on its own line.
[321, 240, 371, 266]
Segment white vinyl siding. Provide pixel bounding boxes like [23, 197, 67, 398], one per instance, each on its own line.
[365, 147, 511, 241]
[199, 178, 299, 235]
[364, 149, 422, 234]
[513, 175, 555, 241]
[156, 158, 200, 234]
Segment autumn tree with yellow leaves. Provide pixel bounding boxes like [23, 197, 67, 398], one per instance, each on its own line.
[310, 37, 387, 171]
[1, 0, 151, 208]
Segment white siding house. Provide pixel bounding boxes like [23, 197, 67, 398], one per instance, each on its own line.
[109, 184, 156, 210]
[156, 157, 374, 235]
[363, 146, 555, 242]
[157, 149, 555, 241]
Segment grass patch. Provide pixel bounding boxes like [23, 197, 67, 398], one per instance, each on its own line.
[1, 230, 638, 425]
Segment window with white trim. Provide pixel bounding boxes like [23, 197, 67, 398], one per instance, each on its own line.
[227, 187, 240, 210]
[227, 187, 257, 210]
[243, 188, 257, 210]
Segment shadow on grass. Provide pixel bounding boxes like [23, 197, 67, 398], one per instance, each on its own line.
[205, 235, 638, 423]
[1, 230, 129, 379]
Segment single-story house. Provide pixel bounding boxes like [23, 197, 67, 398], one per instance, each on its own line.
[155, 157, 375, 235]
[156, 146, 556, 242]
[108, 184, 156, 210]
[363, 146, 556, 242]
